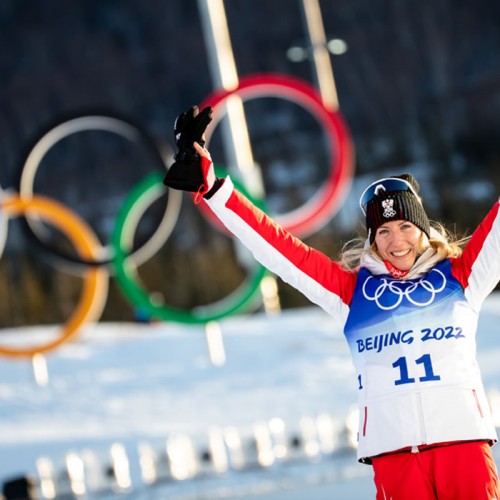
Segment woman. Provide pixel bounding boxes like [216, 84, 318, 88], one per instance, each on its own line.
[164, 106, 500, 498]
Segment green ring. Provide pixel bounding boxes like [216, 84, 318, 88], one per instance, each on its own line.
[112, 171, 268, 324]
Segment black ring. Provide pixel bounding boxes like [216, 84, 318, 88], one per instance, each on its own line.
[17, 112, 180, 270]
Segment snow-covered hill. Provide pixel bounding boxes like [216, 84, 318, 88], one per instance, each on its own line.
[1, 293, 500, 499]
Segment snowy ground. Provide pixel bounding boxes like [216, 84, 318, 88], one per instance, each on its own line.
[1, 293, 500, 499]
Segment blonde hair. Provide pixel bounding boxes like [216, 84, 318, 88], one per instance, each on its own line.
[339, 221, 469, 271]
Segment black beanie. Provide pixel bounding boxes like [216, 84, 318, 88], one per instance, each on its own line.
[365, 173, 430, 244]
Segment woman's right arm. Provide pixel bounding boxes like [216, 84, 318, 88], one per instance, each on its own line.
[163, 114, 356, 319]
[205, 175, 356, 320]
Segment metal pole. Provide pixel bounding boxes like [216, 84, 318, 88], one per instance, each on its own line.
[197, 0, 281, 314]
[299, 0, 339, 111]
[196, 0, 262, 196]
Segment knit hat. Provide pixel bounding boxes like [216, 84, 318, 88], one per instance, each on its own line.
[361, 174, 430, 244]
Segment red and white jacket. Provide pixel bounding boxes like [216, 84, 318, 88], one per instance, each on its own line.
[206, 177, 500, 462]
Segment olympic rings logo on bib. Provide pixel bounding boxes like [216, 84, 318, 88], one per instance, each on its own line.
[0, 73, 354, 357]
[362, 269, 447, 311]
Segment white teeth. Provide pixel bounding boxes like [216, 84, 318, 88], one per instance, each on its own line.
[392, 249, 410, 257]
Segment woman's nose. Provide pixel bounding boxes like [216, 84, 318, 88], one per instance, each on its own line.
[389, 231, 404, 245]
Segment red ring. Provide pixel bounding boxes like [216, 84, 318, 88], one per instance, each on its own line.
[199, 73, 354, 237]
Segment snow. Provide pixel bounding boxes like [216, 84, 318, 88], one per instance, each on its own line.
[1, 293, 500, 499]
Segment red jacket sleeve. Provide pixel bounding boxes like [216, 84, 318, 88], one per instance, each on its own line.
[205, 177, 356, 322]
[451, 199, 500, 311]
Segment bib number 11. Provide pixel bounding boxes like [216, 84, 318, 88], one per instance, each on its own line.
[392, 354, 441, 386]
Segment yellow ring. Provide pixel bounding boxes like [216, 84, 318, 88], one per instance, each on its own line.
[0, 195, 109, 357]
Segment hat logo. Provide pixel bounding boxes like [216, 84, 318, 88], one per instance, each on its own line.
[381, 199, 396, 218]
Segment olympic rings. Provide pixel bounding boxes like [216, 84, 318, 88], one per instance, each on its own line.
[19, 115, 182, 268]
[1, 72, 355, 348]
[112, 172, 268, 324]
[362, 269, 447, 311]
[199, 73, 354, 238]
[0, 194, 108, 357]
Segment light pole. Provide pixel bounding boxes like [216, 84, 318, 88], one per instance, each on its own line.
[197, 0, 281, 314]
[295, 0, 348, 111]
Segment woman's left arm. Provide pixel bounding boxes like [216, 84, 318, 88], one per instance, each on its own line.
[452, 198, 500, 310]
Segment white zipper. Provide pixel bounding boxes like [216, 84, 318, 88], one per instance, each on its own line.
[416, 392, 427, 445]
[473, 389, 484, 417]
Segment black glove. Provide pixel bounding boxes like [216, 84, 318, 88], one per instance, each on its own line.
[163, 105, 213, 192]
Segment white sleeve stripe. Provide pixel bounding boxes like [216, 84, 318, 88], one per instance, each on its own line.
[206, 178, 350, 322]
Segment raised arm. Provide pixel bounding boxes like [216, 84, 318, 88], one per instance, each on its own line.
[452, 198, 500, 311]
[162, 106, 356, 320]
[204, 174, 355, 319]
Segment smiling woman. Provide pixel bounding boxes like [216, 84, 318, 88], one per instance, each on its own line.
[361, 176, 430, 273]
[163, 103, 500, 499]
[373, 220, 423, 272]
[341, 174, 467, 280]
